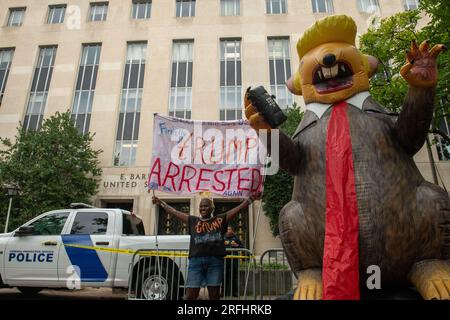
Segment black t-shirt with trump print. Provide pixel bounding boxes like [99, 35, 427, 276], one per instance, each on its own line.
[188, 213, 228, 258]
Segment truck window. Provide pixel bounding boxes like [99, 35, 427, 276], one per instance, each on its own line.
[122, 213, 145, 235]
[70, 212, 108, 235]
[28, 212, 70, 235]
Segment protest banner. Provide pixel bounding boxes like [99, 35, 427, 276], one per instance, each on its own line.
[147, 115, 266, 197]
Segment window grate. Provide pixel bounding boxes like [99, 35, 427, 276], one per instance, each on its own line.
[0, 48, 14, 106]
[47, 5, 66, 24]
[268, 38, 293, 109]
[220, 38, 242, 120]
[7, 7, 25, 27]
[71, 44, 102, 135]
[114, 42, 147, 166]
[23, 46, 57, 131]
[169, 40, 194, 119]
[132, 0, 152, 19]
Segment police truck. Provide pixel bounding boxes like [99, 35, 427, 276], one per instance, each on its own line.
[0, 203, 190, 299]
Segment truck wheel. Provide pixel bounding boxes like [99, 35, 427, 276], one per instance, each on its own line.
[136, 265, 181, 300]
[17, 287, 43, 295]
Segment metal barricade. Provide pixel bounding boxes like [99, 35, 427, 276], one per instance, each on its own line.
[222, 248, 257, 300]
[127, 248, 257, 300]
[258, 248, 295, 300]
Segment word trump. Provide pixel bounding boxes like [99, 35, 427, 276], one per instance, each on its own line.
[163, 122, 263, 165]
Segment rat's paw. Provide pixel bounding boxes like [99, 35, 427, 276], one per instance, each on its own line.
[421, 279, 450, 300]
[293, 270, 323, 300]
[409, 260, 450, 300]
[294, 283, 323, 300]
[400, 40, 445, 87]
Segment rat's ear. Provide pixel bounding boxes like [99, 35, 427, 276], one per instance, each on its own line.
[363, 54, 380, 78]
[286, 72, 302, 95]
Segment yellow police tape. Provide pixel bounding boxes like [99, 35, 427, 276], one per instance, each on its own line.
[63, 243, 253, 259]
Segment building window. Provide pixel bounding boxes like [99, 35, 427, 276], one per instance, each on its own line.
[312, 0, 334, 13]
[357, 0, 380, 13]
[169, 40, 193, 119]
[220, 0, 240, 16]
[0, 49, 14, 106]
[176, 0, 196, 17]
[47, 5, 66, 24]
[268, 38, 293, 109]
[24, 46, 57, 131]
[7, 7, 25, 26]
[89, 2, 109, 21]
[266, 0, 287, 14]
[132, 0, 152, 19]
[436, 116, 450, 161]
[404, 0, 419, 10]
[71, 44, 101, 135]
[215, 201, 249, 248]
[114, 42, 147, 167]
[158, 202, 190, 235]
[220, 39, 242, 120]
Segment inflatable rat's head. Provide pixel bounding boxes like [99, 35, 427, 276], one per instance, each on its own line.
[287, 15, 379, 104]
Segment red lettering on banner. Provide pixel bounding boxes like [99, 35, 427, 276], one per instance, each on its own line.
[226, 138, 243, 163]
[225, 168, 238, 190]
[245, 137, 258, 162]
[178, 165, 197, 192]
[237, 167, 250, 191]
[162, 162, 180, 191]
[178, 132, 193, 161]
[251, 168, 262, 192]
[213, 170, 226, 192]
[149, 157, 162, 186]
[196, 168, 213, 191]
[194, 137, 206, 164]
[209, 137, 224, 164]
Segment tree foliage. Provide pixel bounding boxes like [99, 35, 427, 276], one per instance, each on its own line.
[359, 0, 449, 141]
[261, 104, 304, 236]
[0, 111, 102, 231]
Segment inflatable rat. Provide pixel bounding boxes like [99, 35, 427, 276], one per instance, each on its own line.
[245, 15, 449, 300]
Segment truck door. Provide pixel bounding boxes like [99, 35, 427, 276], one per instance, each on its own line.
[3, 211, 70, 287]
[58, 210, 115, 286]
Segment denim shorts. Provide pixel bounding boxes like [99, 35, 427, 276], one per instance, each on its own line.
[186, 256, 224, 288]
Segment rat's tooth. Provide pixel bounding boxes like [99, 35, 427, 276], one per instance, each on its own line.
[322, 67, 332, 79]
[331, 64, 338, 77]
[340, 64, 346, 73]
[318, 69, 323, 80]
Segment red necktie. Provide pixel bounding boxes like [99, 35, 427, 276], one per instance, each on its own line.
[322, 101, 360, 300]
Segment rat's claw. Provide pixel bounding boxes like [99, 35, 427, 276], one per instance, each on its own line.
[410, 39, 419, 56]
[419, 40, 430, 54]
[406, 50, 415, 64]
[293, 269, 323, 300]
[430, 44, 446, 59]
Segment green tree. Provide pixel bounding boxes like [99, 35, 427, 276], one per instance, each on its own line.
[0, 111, 102, 231]
[359, 1, 450, 151]
[261, 104, 304, 236]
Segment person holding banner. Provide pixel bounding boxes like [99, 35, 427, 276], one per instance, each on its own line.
[152, 193, 260, 300]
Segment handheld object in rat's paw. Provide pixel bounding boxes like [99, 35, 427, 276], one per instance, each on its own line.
[246, 86, 287, 128]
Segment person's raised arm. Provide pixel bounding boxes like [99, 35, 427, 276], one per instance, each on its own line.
[152, 196, 189, 224]
[225, 192, 261, 222]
